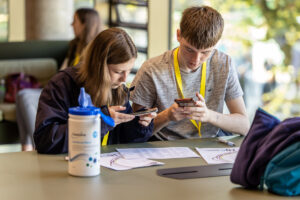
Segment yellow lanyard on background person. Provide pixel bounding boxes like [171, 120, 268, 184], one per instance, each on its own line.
[73, 53, 80, 66]
[102, 131, 109, 146]
[173, 47, 207, 137]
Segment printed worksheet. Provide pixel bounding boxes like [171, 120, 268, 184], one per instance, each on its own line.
[196, 147, 239, 164]
[116, 147, 200, 159]
[100, 152, 164, 171]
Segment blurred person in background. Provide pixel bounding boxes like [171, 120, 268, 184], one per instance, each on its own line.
[61, 7, 102, 69]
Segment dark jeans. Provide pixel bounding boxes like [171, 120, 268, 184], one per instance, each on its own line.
[216, 129, 233, 137]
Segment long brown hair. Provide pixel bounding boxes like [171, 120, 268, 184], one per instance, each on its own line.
[75, 8, 101, 55]
[78, 27, 137, 107]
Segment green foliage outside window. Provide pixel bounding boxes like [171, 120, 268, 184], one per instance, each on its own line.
[211, 0, 300, 66]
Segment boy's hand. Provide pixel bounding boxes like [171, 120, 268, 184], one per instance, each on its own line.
[183, 92, 211, 123]
[166, 103, 190, 122]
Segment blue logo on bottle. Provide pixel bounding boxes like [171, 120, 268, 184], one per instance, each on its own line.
[93, 131, 98, 138]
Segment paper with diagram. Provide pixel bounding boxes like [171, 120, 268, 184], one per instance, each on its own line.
[100, 152, 164, 171]
[196, 147, 239, 164]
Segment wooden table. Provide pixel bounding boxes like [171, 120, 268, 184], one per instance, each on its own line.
[0, 137, 292, 200]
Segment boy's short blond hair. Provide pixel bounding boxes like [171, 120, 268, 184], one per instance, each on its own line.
[180, 6, 224, 49]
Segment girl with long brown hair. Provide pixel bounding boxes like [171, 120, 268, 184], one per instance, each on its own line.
[34, 28, 156, 154]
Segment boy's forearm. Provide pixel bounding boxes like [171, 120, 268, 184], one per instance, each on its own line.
[208, 110, 250, 135]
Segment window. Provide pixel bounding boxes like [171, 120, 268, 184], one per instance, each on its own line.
[108, 0, 148, 83]
[0, 0, 8, 41]
[74, 0, 94, 10]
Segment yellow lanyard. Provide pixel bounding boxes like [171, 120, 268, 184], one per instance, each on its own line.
[102, 131, 109, 146]
[173, 47, 207, 137]
[73, 53, 80, 66]
[101, 103, 110, 146]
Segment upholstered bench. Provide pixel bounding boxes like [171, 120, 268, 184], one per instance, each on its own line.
[0, 58, 57, 122]
[0, 40, 68, 145]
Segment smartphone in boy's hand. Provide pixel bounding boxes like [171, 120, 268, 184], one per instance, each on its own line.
[174, 98, 196, 107]
[131, 107, 158, 116]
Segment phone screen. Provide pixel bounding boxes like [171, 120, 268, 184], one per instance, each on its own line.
[174, 98, 196, 107]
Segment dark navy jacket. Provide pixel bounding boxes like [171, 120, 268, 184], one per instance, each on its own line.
[34, 67, 153, 154]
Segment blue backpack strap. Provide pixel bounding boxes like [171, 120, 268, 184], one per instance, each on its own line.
[263, 141, 300, 196]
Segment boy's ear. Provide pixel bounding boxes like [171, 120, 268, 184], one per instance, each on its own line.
[176, 29, 181, 42]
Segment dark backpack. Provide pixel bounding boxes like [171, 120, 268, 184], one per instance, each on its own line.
[230, 108, 300, 189]
[4, 72, 41, 103]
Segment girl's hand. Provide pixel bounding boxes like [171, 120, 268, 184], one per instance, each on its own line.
[137, 112, 157, 126]
[108, 106, 135, 126]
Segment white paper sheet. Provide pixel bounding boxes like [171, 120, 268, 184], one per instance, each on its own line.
[116, 147, 200, 159]
[218, 134, 241, 141]
[100, 152, 164, 171]
[196, 147, 239, 164]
